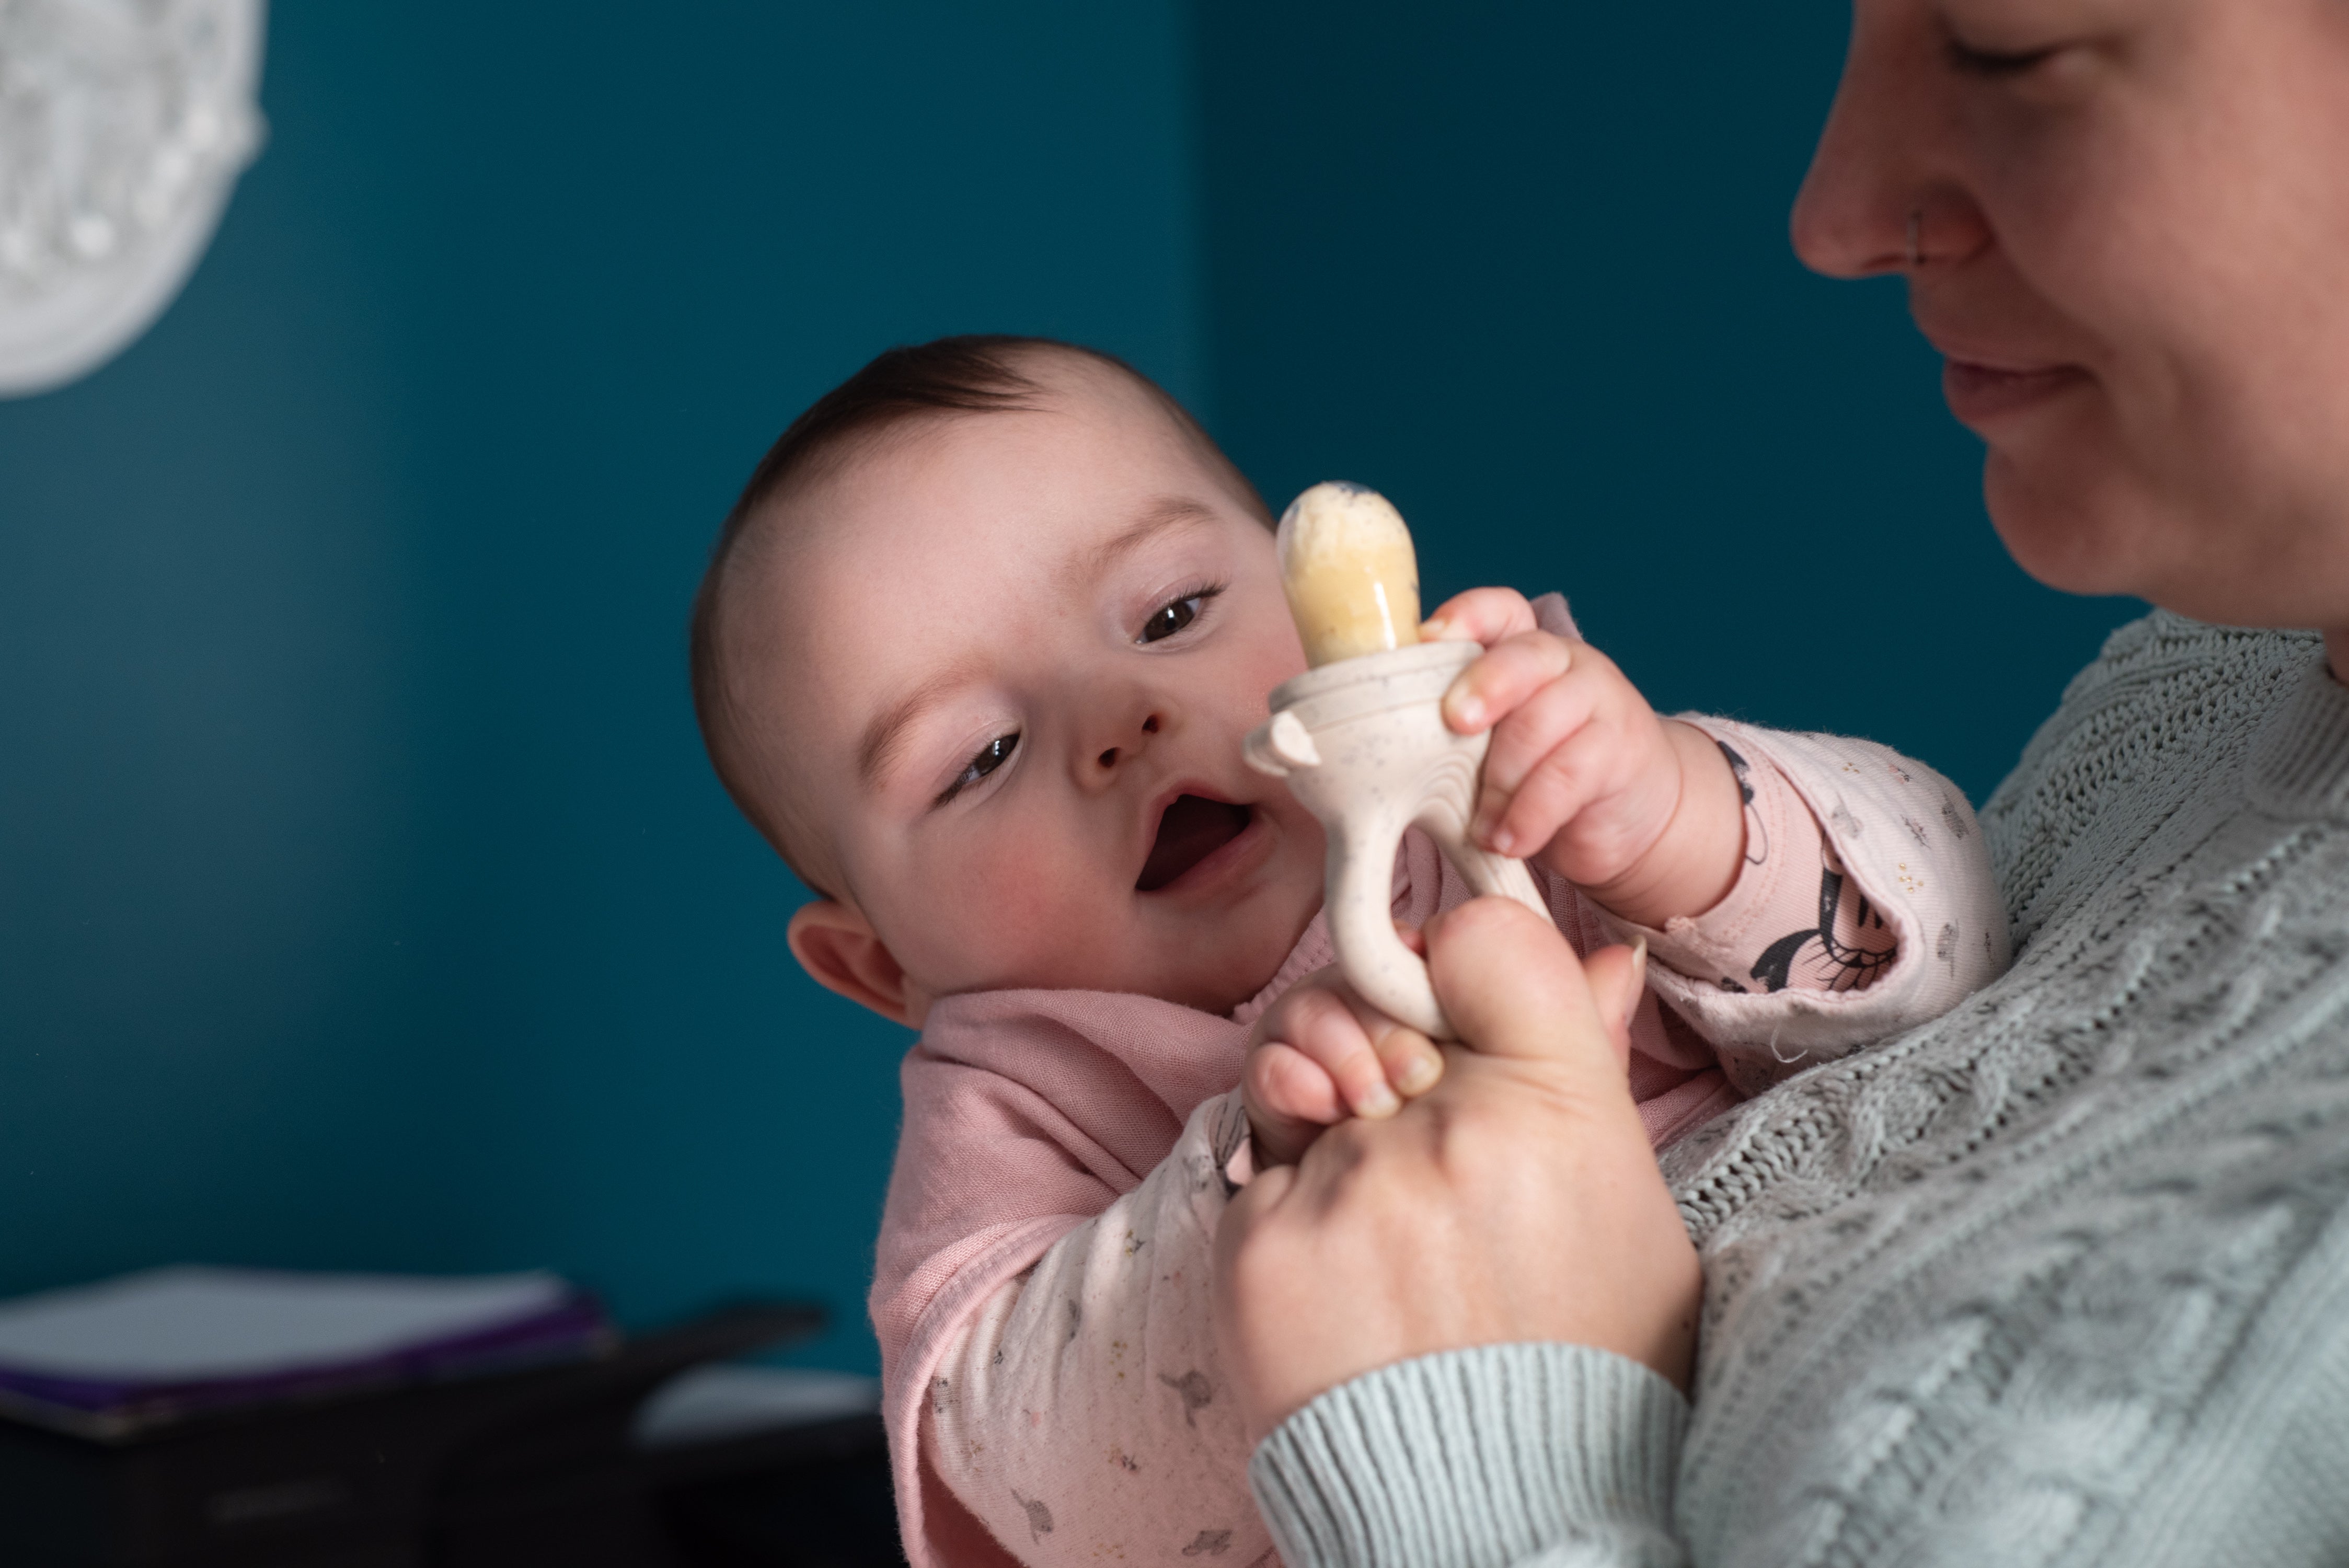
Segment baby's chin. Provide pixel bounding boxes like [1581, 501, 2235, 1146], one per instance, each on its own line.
[1086, 955, 1290, 1019]
[1136, 887, 1326, 1016]
[911, 821, 1326, 1013]
[945, 900, 1314, 1016]
[929, 937, 1296, 1017]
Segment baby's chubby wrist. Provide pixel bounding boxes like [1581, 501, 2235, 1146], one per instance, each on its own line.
[1568, 721, 1746, 931]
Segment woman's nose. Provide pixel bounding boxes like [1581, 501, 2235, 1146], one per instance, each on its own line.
[1791, 31, 1915, 279]
[1789, 3, 1989, 281]
[1791, 125, 1902, 280]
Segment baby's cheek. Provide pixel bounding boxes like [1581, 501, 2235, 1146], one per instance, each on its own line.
[1236, 615, 1308, 695]
[918, 829, 1127, 990]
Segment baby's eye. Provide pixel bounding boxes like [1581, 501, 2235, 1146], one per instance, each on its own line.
[938, 732, 1019, 805]
[1139, 587, 1220, 644]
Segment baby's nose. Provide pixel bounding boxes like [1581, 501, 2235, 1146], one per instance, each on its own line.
[1095, 712, 1164, 772]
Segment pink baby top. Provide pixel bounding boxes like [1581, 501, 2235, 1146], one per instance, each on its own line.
[867, 600, 2011, 1568]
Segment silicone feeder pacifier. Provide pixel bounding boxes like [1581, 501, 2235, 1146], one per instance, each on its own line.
[1243, 482, 1548, 1039]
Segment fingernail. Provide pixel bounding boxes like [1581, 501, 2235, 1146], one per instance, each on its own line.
[1449, 693, 1485, 730]
[1357, 1081, 1401, 1118]
[1489, 826, 1517, 856]
[1395, 1053, 1442, 1096]
[1419, 617, 1450, 640]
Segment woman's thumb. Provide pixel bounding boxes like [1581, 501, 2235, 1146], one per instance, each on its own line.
[1424, 897, 1614, 1068]
[1579, 937, 1646, 1074]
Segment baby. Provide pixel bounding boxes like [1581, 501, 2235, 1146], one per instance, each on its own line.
[688, 336, 2009, 1568]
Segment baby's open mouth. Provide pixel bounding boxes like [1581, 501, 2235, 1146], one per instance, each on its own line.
[1137, 795, 1253, 892]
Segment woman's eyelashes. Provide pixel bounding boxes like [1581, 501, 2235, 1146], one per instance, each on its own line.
[1138, 583, 1224, 645]
[1943, 34, 2060, 78]
[935, 731, 1019, 808]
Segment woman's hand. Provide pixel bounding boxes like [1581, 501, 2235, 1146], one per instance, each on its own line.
[1423, 587, 1744, 928]
[1241, 937, 1641, 1169]
[1214, 896, 1700, 1442]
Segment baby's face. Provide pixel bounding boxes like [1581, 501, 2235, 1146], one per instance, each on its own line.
[740, 362, 1323, 1018]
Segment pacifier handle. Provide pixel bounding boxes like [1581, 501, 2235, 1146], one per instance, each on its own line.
[1322, 773, 1550, 1042]
[1246, 642, 1552, 1042]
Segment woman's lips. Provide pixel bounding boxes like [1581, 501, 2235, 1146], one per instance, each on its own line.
[1942, 358, 2090, 423]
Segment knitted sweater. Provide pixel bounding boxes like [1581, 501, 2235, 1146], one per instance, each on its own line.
[1250, 613, 2349, 1568]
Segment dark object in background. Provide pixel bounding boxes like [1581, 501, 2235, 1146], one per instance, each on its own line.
[0, 1300, 903, 1567]
[0, 1269, 613, 1442]
[658, 1447, 902, 1568]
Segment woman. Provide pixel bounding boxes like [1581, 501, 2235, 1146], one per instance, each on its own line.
[1215, 3, 2349, 1564]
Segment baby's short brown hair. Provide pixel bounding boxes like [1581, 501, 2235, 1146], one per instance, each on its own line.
[688, 335, 1264, 894]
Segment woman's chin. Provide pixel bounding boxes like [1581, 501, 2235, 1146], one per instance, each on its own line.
[1983, 457, 2152, 601]
[1990, 467, 2349, 627]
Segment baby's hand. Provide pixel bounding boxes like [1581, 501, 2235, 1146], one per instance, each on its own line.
[1423, 587, 1744, 929]
[1242, 966, 1443, 1168]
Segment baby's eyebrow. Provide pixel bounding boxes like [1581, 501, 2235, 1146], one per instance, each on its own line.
[1065, 495, 1222, 588]
[859, 664, 983, 790]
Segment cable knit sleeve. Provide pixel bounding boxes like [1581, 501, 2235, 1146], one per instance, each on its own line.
[923, 1090, 1273, 1568]
[1249, 1345, 1689, 1568]
[1608, 719, 2012, 1098]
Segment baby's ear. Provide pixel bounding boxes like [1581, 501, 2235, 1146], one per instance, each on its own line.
[787, 900, 925, 1029]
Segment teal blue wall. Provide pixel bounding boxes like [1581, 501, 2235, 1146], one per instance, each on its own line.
[0, 3, 1202, 1374]
[1192, 5, 2143, 802]
[0, 4, 2140, 1377]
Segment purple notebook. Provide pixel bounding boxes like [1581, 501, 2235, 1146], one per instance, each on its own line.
[0, 1267, 613, 1439]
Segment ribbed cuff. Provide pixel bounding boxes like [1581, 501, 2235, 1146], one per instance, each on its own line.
[1249, 1344, 1688, 1568]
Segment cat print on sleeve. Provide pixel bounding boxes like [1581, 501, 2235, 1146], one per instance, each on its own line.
[1714, 742, 1899, 996]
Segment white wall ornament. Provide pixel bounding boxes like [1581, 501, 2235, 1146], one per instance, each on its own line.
[0, 0, 265, 397]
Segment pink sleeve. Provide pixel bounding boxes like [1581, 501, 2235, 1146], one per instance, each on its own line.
[1643, 739, 1899, 997]
[1614, 718, 2012, 1098]
[1518, 596, 2011, 1101]
[921, 1091, 1273, 1568]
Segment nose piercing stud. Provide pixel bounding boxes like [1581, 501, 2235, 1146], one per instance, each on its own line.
[1243, 483, 1549, 1039]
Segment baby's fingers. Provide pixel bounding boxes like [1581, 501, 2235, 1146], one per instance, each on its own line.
[1247, 1042, 1345, 1130]
[1421, 586, 1536, 649]
[1472, 672, 1612, 854]
[1243, 1042, 1343, 1170]
[1442, 629, 1575, 736]
[1266, 986, 1410, 1116]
